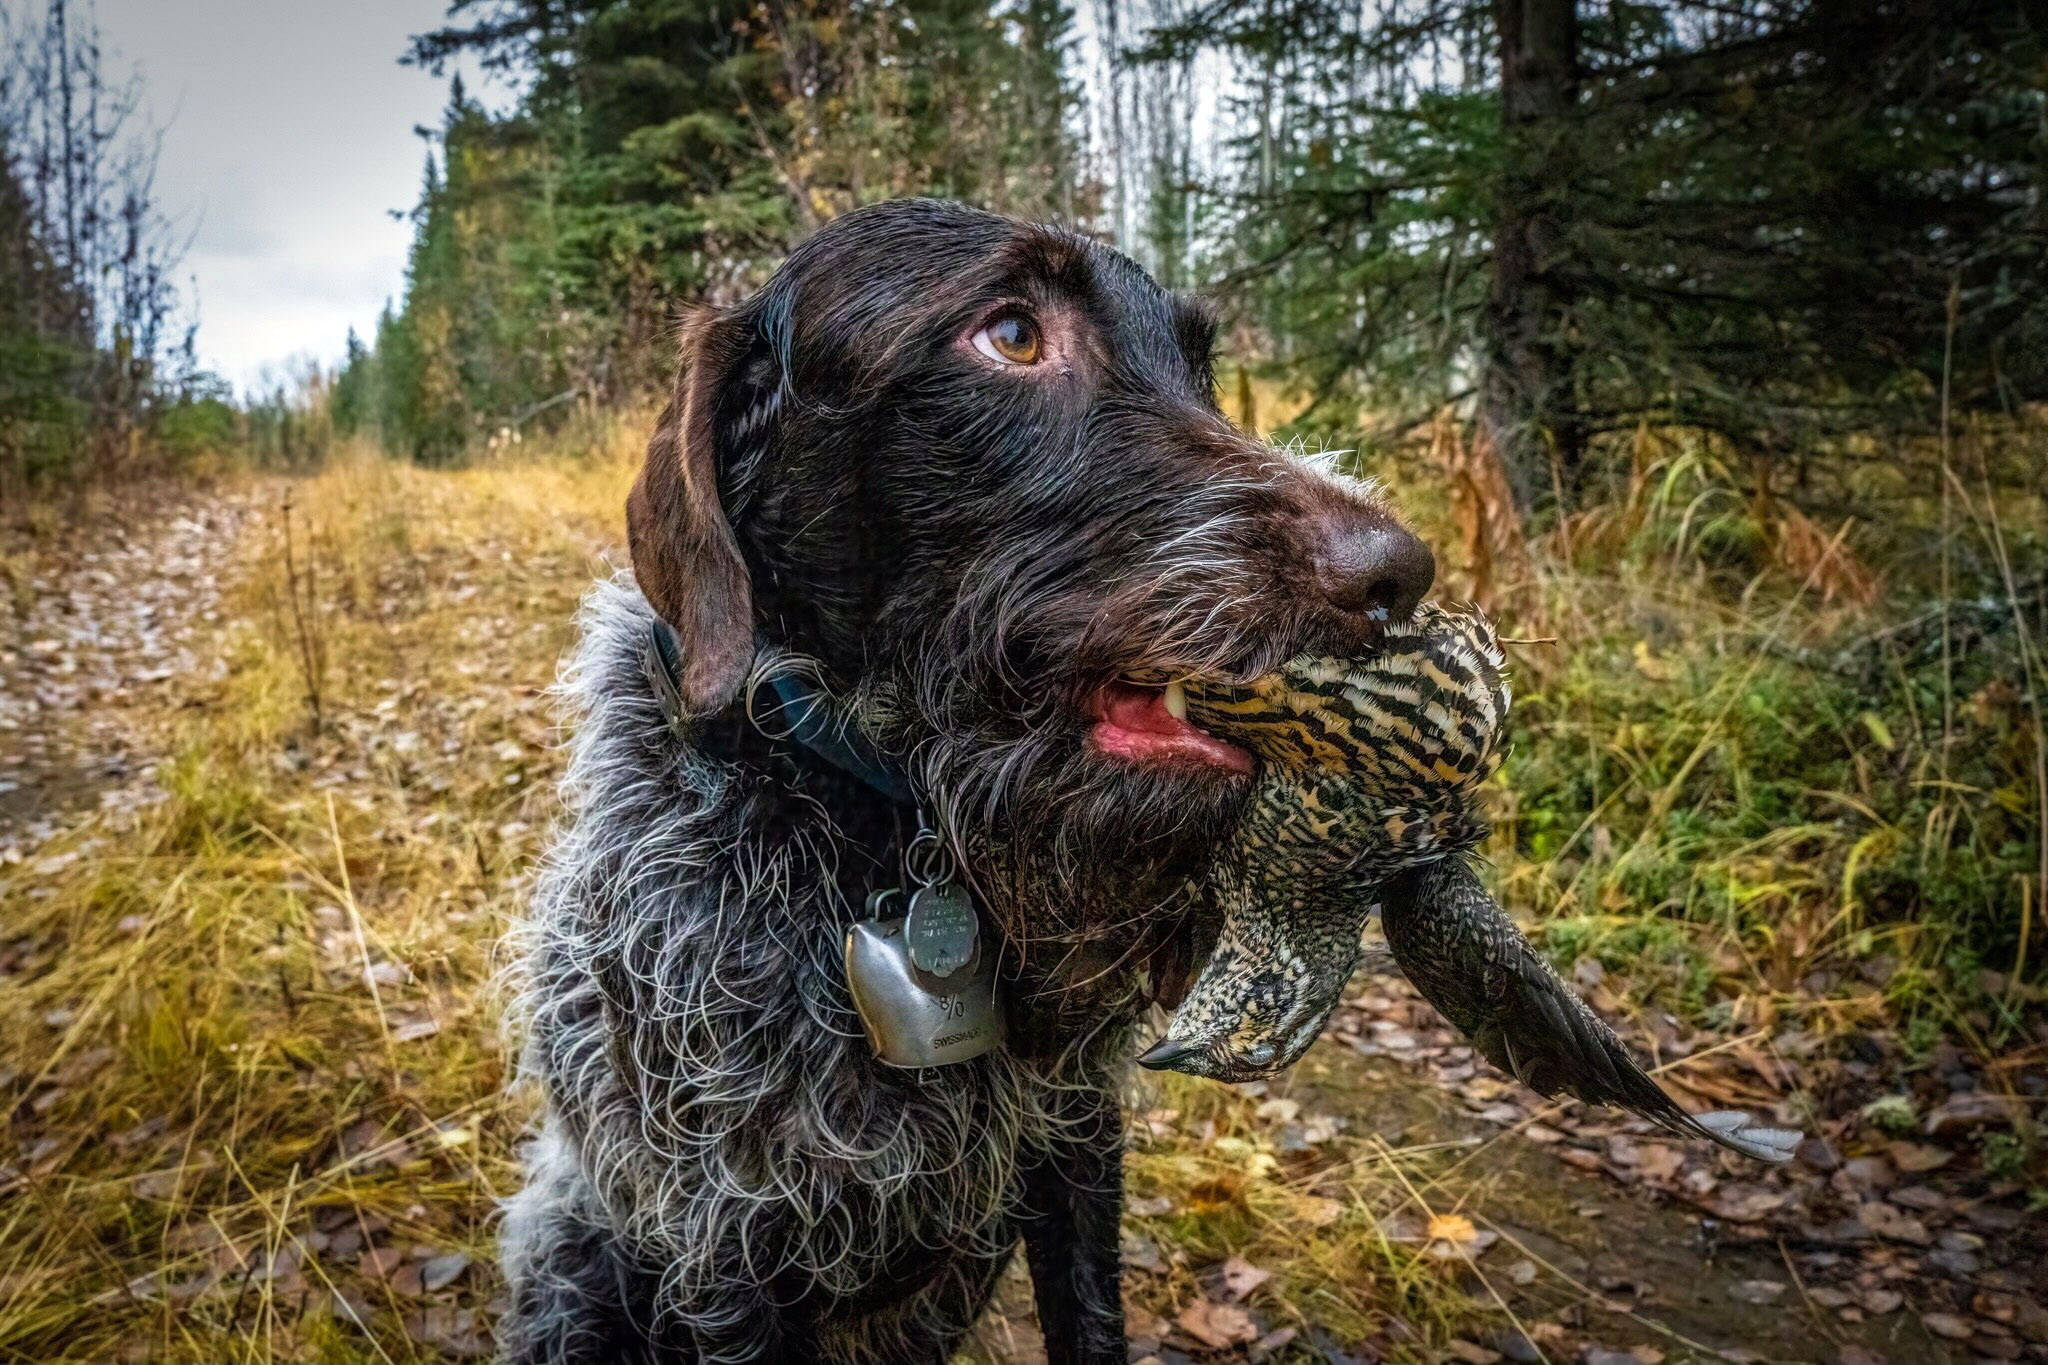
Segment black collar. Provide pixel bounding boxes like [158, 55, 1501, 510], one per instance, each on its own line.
[644, 619, 916, 806]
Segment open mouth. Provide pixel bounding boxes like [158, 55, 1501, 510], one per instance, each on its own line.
[1085, 678, 1254, 775]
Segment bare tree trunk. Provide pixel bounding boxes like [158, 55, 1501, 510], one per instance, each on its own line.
[1480, 0, 1581, 515]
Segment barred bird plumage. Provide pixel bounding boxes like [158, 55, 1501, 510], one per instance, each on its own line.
[1143, 604, 1799, 1164]
[1139, 605, 1508, 1078]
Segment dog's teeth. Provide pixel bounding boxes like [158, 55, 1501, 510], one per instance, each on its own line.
[1163, 680, 1188, 722]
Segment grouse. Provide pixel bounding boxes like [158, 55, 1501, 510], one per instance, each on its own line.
[1141, 604, 1798, 1164]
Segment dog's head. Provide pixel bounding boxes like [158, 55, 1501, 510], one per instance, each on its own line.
[628, 199, 1433, 967]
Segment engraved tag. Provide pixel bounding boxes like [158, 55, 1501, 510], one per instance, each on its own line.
[844, 916, 1003, 1068]
[904, 883, 978, 978]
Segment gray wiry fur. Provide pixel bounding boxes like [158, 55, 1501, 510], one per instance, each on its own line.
[497, 575, 1130, 1365]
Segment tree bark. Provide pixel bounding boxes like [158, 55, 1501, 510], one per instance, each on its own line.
[1480, 0, 1582, 515]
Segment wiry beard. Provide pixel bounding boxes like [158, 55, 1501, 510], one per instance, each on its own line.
[848, 481, 1320, 1021]
[881, 692, 1240, 1047]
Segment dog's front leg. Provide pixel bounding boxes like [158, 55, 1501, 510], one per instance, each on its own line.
[1018, 1084, 1126, 1365]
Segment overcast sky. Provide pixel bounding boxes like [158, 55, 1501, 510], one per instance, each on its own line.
[89, 0, 489, 391]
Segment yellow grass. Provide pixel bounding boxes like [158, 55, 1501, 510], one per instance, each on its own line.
[0, 436, 632, 1361]
[0, 423, 1500, 1363]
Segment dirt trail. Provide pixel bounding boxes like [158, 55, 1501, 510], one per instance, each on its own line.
[4, 483, 2041, 1365]
[1192, 970, 2042, 1365]
[966, 971, 2043, 1365]
[1, 485, 260, 860]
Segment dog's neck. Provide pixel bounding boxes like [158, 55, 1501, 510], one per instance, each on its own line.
[647, 617, 1173, 1049]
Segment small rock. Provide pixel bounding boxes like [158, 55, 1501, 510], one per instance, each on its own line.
[1479, 1329, 1544, 1364]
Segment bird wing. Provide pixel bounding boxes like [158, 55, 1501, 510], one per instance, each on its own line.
[1385, 859, 1800, 1164]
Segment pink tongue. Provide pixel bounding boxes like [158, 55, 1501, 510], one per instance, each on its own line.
[1090, 686, 1253, 774]
[1098, 686, 1184, 734]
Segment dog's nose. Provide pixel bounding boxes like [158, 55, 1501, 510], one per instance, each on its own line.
[1314, 521, 1435, 622]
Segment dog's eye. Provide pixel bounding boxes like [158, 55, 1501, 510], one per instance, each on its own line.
[972, 314, 1042, 366]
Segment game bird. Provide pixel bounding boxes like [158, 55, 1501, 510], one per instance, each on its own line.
[1142, 604, 1800, 1164]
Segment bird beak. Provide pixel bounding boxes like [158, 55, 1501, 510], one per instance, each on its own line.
[1135, 1036, 1204, 1071]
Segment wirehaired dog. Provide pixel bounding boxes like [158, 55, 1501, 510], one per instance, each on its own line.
[499, 198, 1434, 1365]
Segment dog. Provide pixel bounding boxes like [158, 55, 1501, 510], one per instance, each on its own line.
[498, 197, 1434, 1365]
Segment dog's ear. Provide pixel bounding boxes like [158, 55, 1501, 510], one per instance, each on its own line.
[627, 307, 756, 714]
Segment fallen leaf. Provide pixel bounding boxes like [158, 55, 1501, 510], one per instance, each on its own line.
[1296, 1195, 1343, 1227]
[419, 1251, 470, 1292]
[1447, 1339, 1502, 1364]
[1175, 1298, 1258, 1349]
[1210, 1255, 1269, 1302]
[1126, 1302, 1170, 1339]
[1923, 1092, 2017, 1136]
[1253, 1098, 1300, 1124]
[1727, 1279, 1788, 1305]
[1249, 1325, 1298, 1361]
[1427, 1213, 1478, 1246]
[1634, 1144, 1685, 1181]
[391, 1016, 442, 1044]
[1857, 1201, 1931, 1245]
[358, 1246, 404, 1279]
[1709, 1184, 1788, 1222]
[1885, 1141, 1951, 1173]
[1584, 1351, 1652, 1365]
[1921, 1312, 1973, 1341]
[1120, 1233, 1164, 1273]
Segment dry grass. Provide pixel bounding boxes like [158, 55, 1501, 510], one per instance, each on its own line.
[1401, 418, 2048, 1059]
[0, 433, 638, 1362]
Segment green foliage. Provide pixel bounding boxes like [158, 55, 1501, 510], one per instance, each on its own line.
[151, 395, 238, 467]
[1495, 433, 2044, 1034]
[1140, 0, 2048, 504]
[0, 327, 94, 484]
[1860, 1093, 1920, 1136]
[343, 0, 1080, 464]
[2, 5, 203, 493]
